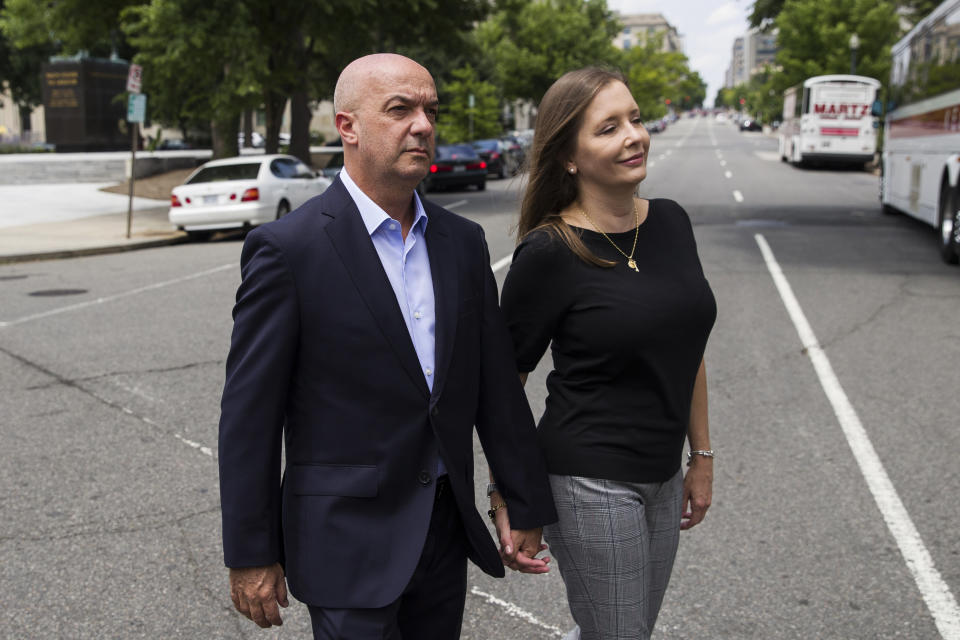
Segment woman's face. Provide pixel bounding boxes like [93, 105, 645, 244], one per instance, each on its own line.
[568, 80, 650, 193]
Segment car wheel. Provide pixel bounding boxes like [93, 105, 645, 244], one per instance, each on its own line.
[276, 200, 291, 220]
[938, 181, 959, 265]
[476, 180, 486, 191]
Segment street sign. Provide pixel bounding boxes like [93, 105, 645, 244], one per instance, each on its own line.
[127, 64, 142, 94]
[127, 93, 147, 123]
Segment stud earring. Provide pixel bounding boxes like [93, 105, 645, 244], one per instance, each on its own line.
[568, 167, 576, 174]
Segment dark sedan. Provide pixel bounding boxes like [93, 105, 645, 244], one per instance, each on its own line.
[422, 144, 486, 192]
[471, 139, 515, 178]
[740, 119, 763, 132]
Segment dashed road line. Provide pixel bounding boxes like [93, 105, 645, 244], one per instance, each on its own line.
[470, 586, 564, 637]
[755, 234, 960, 640]
[725, 171, 733, 179]
[733, 190, 744, 202]
[491, 255, 512, 273]
[445, 199, 468, 210]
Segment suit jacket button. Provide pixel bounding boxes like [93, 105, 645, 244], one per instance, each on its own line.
[431, 406, 439, 417]
[418, 471, 431, 485]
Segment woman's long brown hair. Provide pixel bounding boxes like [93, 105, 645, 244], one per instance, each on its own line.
[518, 67, 629, 267]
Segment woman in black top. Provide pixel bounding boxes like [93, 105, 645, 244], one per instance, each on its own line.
[491, 68, 716, 639]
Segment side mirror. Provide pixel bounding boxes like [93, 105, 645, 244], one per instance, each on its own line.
[871, 100, 883, 117]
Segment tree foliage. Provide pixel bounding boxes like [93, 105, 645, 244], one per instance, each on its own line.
[477, 0, 622, 103]
[774, 0, 900, 89]
[620, 37, 706, 118]
[0, 0, 57, 131]
[435, 65, 501, 143]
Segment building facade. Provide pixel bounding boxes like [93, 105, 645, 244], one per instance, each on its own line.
[614, 13, 684, 53]
[725, 29, 779, 87]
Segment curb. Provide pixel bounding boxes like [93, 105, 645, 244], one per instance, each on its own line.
[0, 233, 189, 265]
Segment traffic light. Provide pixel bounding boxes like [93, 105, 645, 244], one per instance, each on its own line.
[739, 97, 746, 105]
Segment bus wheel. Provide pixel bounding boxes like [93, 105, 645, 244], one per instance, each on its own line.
[938, 183, 959, 265]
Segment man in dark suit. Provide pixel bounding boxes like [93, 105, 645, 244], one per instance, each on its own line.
[218, 53, 557, 639]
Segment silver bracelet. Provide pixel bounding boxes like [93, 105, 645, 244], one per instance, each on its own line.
[687, 449, 715, 463]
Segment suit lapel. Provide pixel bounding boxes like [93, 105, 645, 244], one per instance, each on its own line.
[424, 204, 458, 402]
[322, 180, 430, 399]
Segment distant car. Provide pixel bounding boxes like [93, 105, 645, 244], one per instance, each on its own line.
[169, 154, 331, 238]
[471, 139, 517, 178]
[238, 131, 264, 148]
[739, 119, 763, 132]
[645, 119, 666, 133]
[157, 138, 193, 150]
[320, 150, 344, 179]
[422, 144, 486, 192]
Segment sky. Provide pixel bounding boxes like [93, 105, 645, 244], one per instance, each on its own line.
[606, 0, 753, 106]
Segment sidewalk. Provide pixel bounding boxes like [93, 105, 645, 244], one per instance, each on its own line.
[0, 204, 186, 264]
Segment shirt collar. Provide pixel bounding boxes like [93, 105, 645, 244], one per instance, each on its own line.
[340, 168, 428, 237]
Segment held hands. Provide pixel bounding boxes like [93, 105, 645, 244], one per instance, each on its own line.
[229, 563, 289, 628]
[681, 457, 713, 530]
[490, 496, 551, 574]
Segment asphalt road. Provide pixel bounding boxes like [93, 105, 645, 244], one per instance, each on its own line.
[1, 116, 958, 639]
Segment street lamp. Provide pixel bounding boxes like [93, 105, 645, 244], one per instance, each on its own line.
[849, 33, 860, 75]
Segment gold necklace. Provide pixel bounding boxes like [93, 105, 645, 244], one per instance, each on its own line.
[576, 199, 641, 272]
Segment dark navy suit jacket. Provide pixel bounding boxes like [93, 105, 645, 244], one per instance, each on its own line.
[218, 177, 556, 608]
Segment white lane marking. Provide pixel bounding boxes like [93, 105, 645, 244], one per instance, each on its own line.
[725, 171, 733, 179]
[445, 200, 468, 210]
[665, 149, 673, 156]
[491, 255, 512, 273]
[720, 160, 728, 167]
[470, 586, 564, 637]
[0, 263, 236, 328]
[648, 161, 656, 169]
[174, 433, 214, 458]
[733, 190, 744, 202]
[755, 234, 960, 639]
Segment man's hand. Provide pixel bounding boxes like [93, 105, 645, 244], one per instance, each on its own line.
[491, 501, 550, 574]
[229, 563, 289, 628]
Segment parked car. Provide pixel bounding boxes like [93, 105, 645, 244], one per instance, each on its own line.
[169, 154, 331, 238]
[237, 131, 264, 148]
[645, 118, 666, 133]
[157, 138, 193, 150]
[739, 119, 763, 132]
[471, 139, 517, 178]
[422, 144, 486, 192]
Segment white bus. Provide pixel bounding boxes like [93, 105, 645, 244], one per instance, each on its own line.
[779, 74, 881, 167]
[881, 0, 960, 264]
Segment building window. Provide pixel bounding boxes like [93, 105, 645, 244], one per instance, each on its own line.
[623, 27, 631, 34]
[623, 39, 631, 49]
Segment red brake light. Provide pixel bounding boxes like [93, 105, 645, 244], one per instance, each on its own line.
[230, 193, 237, 200]
[241, 188, 259, 202]
[481, 161, 487, 169]
[430, 164, 438, 173]
[171, 195, 181, 207]
[491, 152, 500, 159]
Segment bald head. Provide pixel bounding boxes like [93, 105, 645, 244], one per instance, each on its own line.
[334, 54, 434, 114]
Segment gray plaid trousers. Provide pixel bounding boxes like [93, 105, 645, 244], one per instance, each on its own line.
[544, 471, 684, 640]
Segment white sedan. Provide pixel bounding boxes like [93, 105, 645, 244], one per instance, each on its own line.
[169, 154, 331, 237]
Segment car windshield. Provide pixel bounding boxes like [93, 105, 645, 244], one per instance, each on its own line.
[187, 163, 261, 184]
[471, 140, 498, 151]
[436, 145, 478, 161]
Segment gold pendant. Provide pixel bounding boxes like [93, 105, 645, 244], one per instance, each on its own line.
[627, 258, 639, 272]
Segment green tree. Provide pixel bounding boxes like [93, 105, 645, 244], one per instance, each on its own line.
[774, 0, 900, 88]
[477, 0, 622, 103]
[0, 0, 57, 140]
[122, 0, 264, 157]
[0, 0, 138, 58]
[752, 0, 939, 31]
[435, 65, 501, 143]
[621, 37, 706, 118]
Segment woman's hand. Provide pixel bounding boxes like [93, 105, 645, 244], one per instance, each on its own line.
[681, 458, 713, 530]
[491, 495, 551, 573]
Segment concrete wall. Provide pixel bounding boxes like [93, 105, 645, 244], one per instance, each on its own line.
[0, 150, 212, 185]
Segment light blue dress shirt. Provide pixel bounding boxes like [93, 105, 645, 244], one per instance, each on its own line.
[340, 169, 445, 476]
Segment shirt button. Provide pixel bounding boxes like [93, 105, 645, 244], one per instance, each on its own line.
[414, 311, 422, 319]
[431, 406, 440, 417]
[418, 470, 431, 485]
[425, 368, 433, 376]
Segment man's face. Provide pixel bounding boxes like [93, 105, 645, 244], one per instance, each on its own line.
[354, 64, 438, 185]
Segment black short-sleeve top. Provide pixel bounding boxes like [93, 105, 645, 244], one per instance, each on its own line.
[500, 198, 716, 483]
